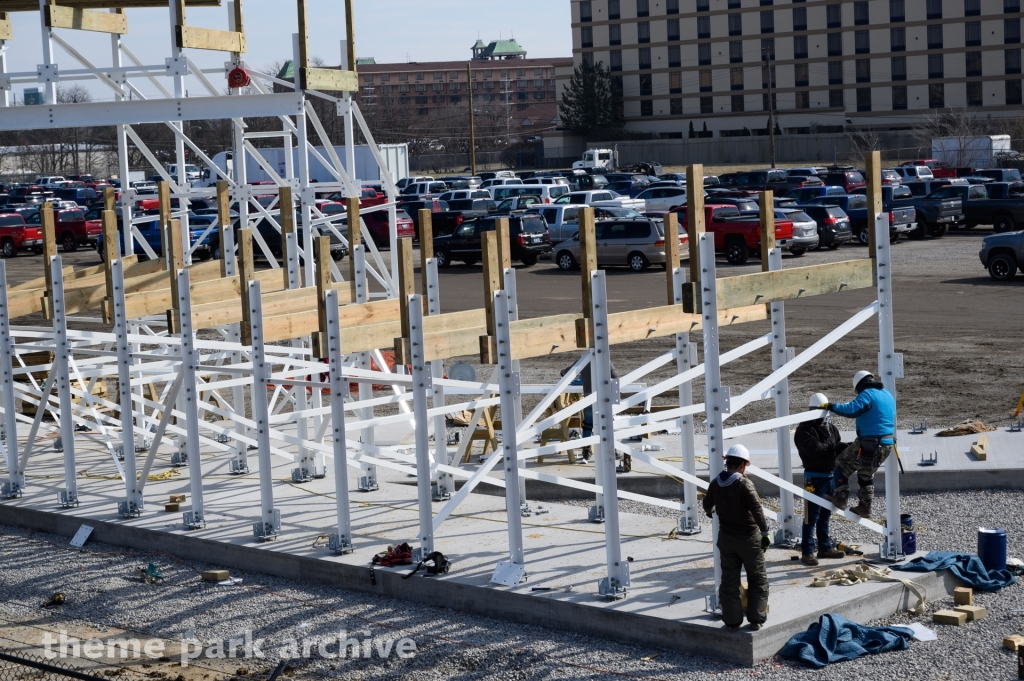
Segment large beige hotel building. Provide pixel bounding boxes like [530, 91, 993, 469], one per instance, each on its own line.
[568, 0, 1024, 137]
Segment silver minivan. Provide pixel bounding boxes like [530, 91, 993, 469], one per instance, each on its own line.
[553, 218, 685, 272]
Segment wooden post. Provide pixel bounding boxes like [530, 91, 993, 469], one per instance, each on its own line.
[683, 164, 706, 313]
[575, 206, 597, 347]
[343, 0, 357, 74]
[238, 228, 255, 345]
[664, 211, 680, 306]
[419, 208, 434, 313]
[312, 235, 332, 358]
[494, 217, 511, 282]
[158, 180, 171, 260]
[166, 219, 184, 333]
[104, 186, 116, 213]
[394, 237, 415, 363]
[346, 196, 361, 283]
[41, 202, 57, 319]
[866, 150, 882, 260]
[296, 0, 309, 74]
[102, 210, 119, 324]
[479, 230, 502, 364]
[217, 181, 232, 277]
[279, 186, 294, 287]
[759, 190, 775, 272]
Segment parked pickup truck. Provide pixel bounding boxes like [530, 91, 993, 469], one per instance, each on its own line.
[429, 199, 495, 237]
[526, 205, 580, 245]
[725, 168, 824, 194]
[978, 229, 1024, 281]
[680, 204, 794, 265]
[23, 206, 100, 252]
[0, 212, 44, 256]
[553, 190, 646, 212]
[805, 193, 916, 244]
[870, 184, 962, 239]
[432, 215, 551, 267]
[937, 183, 1024, 233]
[98, 213, 222, 262]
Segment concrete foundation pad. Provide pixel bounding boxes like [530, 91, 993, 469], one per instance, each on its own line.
[0, 426, 966, 666]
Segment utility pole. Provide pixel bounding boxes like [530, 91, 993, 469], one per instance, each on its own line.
[763, 46, 777, 168]
[467, 62, 477, 175]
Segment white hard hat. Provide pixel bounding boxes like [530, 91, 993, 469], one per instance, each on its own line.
[808, 393, 829, 409]
[852, 370, 873, 390]
[725, 444, 751, 462]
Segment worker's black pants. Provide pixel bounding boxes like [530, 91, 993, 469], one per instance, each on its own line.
[833, 439, 892, 506]
[717, 529, 769, 628]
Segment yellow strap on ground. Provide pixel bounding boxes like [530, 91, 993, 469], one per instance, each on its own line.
[1015, 390, 1024, 417]
[811, 563, 927, 613]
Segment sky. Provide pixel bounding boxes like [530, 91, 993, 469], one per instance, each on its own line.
[2, 1, 573, 102]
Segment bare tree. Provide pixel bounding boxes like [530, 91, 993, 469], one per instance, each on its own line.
[914, 107, 992, 168]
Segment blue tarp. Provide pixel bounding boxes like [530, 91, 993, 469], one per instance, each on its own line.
[891, 551, 1016, 592]
[779, 614, 913, 668]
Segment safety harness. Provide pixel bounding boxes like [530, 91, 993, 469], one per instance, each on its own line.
[369, 543, 413, 585]
[403, 551, 452, 580]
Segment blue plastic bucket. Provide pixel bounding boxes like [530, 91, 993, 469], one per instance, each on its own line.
[978, 528, 1007, 572]
[902, 531, 917, 555]
[900, 513, 913, 531]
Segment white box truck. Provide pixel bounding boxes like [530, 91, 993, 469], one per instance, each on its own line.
[932, 135, 1012, 169]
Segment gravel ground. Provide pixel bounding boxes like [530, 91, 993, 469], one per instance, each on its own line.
[2, 490, 1022, 680]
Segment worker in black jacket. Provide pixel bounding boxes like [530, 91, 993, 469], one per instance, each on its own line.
[702, 444, 770, 631]
[794, 394, 847, 566]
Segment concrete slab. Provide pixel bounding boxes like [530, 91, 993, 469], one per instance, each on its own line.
[0, 423, 965, 666]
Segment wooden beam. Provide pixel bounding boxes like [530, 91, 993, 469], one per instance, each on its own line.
[494, 217, 511, 276]
[713, 258, 876, 311]
[312, 235, 332, 358]
[157, 181, 171, 258]
[301, 67, 358, 92]
[0, 12, 11, 40]
[685, 163, 705, 310]
[41, 203, 56, 319]
[480, 230, 501, 364]
[177, 25, 245, 52]
[3, 0, 219, 9]
[190, 277, 352, 330]
[232, 0, 244, 40]
[606, 304, 768, 346]
[101, 210, 119, 323]
[576, 205, 596, 348]
[394, 237, 415, 363]
[664, 211, 680, 306]
[344, 0, 356, 72]
[45, 4, 127, 33]
[279, 186, 294, 287]
[347, 196, 360, 283]
[237, 227, 254, 345]
[165, 219, 184, 333]
[419, 208, 433, 313]
[296, 0, 309, 73]
[510, 313, 583, 360]
[866, 150, 882, 260]
[759, 190, 775, 273]
[104, 185, 116, 212]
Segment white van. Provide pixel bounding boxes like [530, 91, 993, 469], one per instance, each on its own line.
[479, 178, 523, 190]
[523, 177, 570, 186]
[490, 184, 570, 204]
[891, 165, 934, 181]
[396, 176, 435, 190]
[400, 181, 448, 197]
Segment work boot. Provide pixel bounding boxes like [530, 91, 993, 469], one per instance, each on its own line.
[748, 622, 763, 631]
[850, 501, 872, 519]
[800, 554, 819, 566]
[824, 490, 849, 510]
[818, 548, 846, 559]
[580, 446, 592, 462]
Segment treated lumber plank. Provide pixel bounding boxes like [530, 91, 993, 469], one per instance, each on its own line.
[576, 206, 596, 349]
[124, 267, 281, 320]
[422, 308, 486, 336]
[177, 25, 245, 52]
[424, 327, 485, 362]
[510, 313, 582, 360]
[2, 1, 218, 9]
[190, 280, 354, 331]
[712, 259, 876, 311]
[0, 12, 11, 40]
[45, 4, 127, 33]
[300, 67, 358, 93]
[605, 304, 768, 346]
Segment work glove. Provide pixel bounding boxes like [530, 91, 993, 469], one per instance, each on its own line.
[820, 402, 833, 412]
[761, 533, 771, 552]
[705, 507, 715, 519]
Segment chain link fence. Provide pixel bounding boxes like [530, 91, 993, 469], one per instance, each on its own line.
[0, 650, 107, 681]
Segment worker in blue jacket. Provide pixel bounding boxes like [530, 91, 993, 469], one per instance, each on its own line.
[820, 370, 896, 519]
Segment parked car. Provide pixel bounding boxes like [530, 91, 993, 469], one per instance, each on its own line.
[806, 192, 916, 243]
[23, 206, 96, 251]
[890, 165, 934, 182]
[725, 168, 824, 193]
[432, 215, 551, 267]
[707, 197, 759, 217]
[437, 190, 491, 203]
[659, 173, 687, 183]
[786, 167, 829, 178]
[479, 178, 523, 190]
[900, 159, 957, 178]
[0, 212, 44, 256]
[902, 178, 969, 197]
[395, 176, 434, 190]
[777, 208, 818, 255]
[875, 184, 964, 238]
[978, 229, 1024, 281]
[554, 190, 646, 211]
[880, 169, 903, 185]
[974, 168, 1023, 184]
[821, 169, 867, 193]
[605, 180, 652, 199]
[491, 184, 569, 204]
[634, 186, 688, 212]
[34, 176, 66, 187]
[800, 204, 854, 249]
[493, 196, 545, 213]
[400, 181, 448, 198]
[680, 204, 795, 265]
[526, 205, 580, 244]
[98, 212, 222, 261]
[938, 183, 1024, 232]
[336, 208, 416, 248]
[553, 217, 684, 272]
[784, 185, 848, 204]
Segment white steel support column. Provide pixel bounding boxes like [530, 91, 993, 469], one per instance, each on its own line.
[768, 247, 798, 545]
[112, 259, 142, 516]
[325, 289, 353, 553]
[698, 234, 725, 610]
[0, 33, 9, 108]
[168, 1, 190, 264]
[51, 257, 77, 507]
[176, 268, 205, 529]
[672, 265, 701, 535]
[285, 232, 313, 481]
[351, 246, 377, 490]
[425, 256, 452, 497]
[0, 262, 22, 497]
[490, 289, 526, 586]
[875, 210, 902, 560]
[408, 294, 434, 560]
[111, 12, 132, 256]
[248, 280, 280, 541]
[591, 271, 628, 599]
[38, 0, 56, 104]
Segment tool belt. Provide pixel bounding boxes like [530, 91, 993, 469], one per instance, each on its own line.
[857, 435, 893, 468]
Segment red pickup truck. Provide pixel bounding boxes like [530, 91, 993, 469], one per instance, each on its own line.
[0, 213, 44, 257]
[680, 204, 794, 265]
[25, 206, 100, 252]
